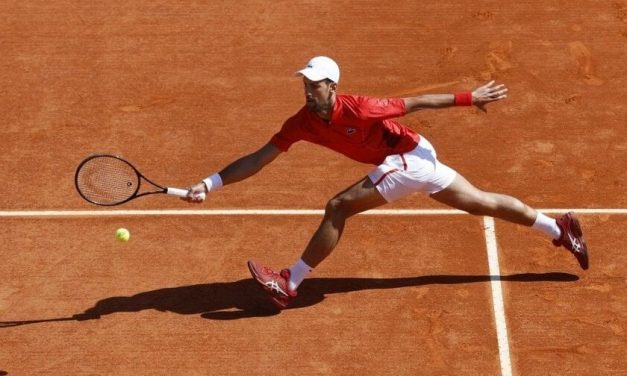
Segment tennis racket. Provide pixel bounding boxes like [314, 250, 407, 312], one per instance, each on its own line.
[75, 154, 205, 206]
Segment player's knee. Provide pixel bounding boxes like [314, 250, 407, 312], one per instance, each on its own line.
[325, 196, 354, 219]
[326, 197, 345, 217]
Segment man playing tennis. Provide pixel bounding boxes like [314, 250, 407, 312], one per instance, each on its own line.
[185, 56, 589, 309]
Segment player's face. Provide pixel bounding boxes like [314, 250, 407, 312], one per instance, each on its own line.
[303, 77, 336, 113]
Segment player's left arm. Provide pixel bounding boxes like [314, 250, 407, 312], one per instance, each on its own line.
[403, 80, 508, 113]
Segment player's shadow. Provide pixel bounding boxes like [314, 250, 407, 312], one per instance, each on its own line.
[0, 272, 578, 326]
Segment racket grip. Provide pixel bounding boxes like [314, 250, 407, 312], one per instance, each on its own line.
[167, 187, 206, 200]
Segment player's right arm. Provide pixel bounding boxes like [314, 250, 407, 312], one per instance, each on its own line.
[218, 142, 282, 185]
[184, 142, 282, 202]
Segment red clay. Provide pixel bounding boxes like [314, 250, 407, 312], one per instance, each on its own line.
[1, 2, 625, 375]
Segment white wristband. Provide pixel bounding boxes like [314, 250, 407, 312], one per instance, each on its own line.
[202, 173, 223, 192]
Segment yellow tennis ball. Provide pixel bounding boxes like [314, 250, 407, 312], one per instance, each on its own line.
[115, 228, 130, 242]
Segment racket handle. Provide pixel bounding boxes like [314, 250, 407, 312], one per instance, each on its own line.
[167, 187, 206, 200]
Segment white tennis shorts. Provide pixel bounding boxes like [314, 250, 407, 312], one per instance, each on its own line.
[368, 136, 457, 202]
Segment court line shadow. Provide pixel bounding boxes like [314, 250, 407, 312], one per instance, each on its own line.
[0, 272, 578, 326]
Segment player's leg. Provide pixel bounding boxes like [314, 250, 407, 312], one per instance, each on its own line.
[429, 172, 537, 225]
[398, 135, 587, 270]
[300, 175, 388, 268]
[429, 172, 588, 269]
[248, 176, 387, 308]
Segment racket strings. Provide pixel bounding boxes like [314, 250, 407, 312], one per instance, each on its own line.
[76, 156, 139, 205]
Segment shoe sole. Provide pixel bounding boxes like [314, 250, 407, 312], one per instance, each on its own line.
[247, 261, 261, 281]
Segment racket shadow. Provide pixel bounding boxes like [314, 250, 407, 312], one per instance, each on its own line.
[0, 272, 578, 326]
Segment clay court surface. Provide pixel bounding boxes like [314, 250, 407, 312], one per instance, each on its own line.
[1, 1, 626, 375]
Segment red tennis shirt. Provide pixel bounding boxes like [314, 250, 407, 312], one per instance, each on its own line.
[269, 95, 420, 165]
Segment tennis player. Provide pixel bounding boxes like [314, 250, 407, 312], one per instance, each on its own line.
[185, 56, 589, 309]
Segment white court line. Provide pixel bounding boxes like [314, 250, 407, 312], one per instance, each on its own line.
[483, 216, 513, 376]
[0, 208, 625, 217]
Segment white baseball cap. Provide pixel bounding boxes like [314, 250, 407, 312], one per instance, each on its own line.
[296, 56, 340, 83]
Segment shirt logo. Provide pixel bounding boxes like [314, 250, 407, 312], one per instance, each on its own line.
[346, 127, 356, 135]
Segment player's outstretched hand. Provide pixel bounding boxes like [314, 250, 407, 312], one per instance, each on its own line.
[472, 80, 508, 112]
[181, 182, 207, 203]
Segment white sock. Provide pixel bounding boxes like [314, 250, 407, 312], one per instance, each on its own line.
[288, 259, 313, 291]
[532, 212, 561, 240]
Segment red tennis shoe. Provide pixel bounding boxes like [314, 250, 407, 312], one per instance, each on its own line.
[552, 212, 589, 270]
[247, 260, 297, 309]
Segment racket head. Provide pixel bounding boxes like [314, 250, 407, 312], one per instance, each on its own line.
[75, 154, 141, 206]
